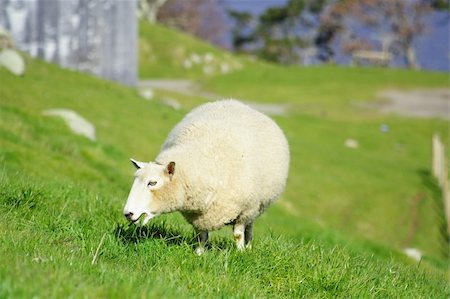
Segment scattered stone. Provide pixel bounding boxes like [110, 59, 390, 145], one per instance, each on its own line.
[345, 139, 359, 149]
[203, 52, 214, 63]
[0, 49, 25, 76]
[139, 88, 154, 100]
[220, 63, 230, 74]
[182, 59, 192, 69]
[403, 248, 422, 262]
[380, 124, 390, 133]
[161, 98, 181, 110]
[190, 53, 201, 64]
[43, 108, 96, 141]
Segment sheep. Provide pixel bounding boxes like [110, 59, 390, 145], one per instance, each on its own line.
[123, 100, 290, 254]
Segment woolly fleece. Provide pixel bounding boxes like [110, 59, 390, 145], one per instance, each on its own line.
[154, 100, 290, 231]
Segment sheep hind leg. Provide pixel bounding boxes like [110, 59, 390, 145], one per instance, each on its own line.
[233, 223, 246, 251]
[244, 222, 253, 249]
[195, 230, 208, 255]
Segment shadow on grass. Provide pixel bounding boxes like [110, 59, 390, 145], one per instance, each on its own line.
[417, 169, 450, 260]
[114, 222, 192, 246]
[113, 221, 233, 251]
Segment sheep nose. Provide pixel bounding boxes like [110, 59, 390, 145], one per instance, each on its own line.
[124, 212, 134, 220]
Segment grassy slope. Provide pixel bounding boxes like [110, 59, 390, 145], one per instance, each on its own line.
[214, 67, 450, 261]
[139, 22, 245, 79]
[204, 64, 447, 107]
[139, 22, 449, 259]
[0, 59, 448, 298]
[0, 23, 448, 297]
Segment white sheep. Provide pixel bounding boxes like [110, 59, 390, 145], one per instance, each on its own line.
[123, 100, 290, 253]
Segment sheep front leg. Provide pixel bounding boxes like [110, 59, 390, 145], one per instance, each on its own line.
[244, 222, 253, 249]
[195, 230, 208, 255]
[233, 223, 245, 251]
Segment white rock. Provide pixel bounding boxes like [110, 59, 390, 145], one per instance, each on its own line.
[139, 88, 154, 100]
[345, 139, 359, 149]
[380, 124, 390, 133]
[203, 52, 214, 63]
[220, 63, 230, 74]
[43, 109, 96, 141]
[0, 49, 25, 76]
[161, 98, 181, 110]
[195, 246, 206, 255]
[190, 53, 201, 64]
[403, 248, 422, 262]
[182, 59, 192, 69]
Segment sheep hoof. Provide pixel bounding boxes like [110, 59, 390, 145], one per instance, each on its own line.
[195, 247, 206, 255]
[236, 244, 246, 252]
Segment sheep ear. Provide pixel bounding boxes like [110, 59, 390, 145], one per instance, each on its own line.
[130, 158, 148, 169]
[165, 161, 176, 179]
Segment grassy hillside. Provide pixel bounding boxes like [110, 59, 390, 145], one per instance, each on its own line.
[139, 22, 449, 257]
[0, 23, 448, 298]
[204, 64, 448, 117]
[139, 22, 246, 79]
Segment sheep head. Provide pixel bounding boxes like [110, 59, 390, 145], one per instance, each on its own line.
[123, 159, 176, 225]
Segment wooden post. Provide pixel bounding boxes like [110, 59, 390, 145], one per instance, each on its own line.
[432, 134, 450, 234]
[432, 134, 441, 181]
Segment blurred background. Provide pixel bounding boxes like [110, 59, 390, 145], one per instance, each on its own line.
[1, 0, 449, 85]
[0, 0, 449, 297]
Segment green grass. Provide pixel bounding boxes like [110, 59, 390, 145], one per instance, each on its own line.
[139, 22, 246, 79]
[0, 22, 449, 298]
[0, 174, 448, 298]
[138, 23, 449, 257]
[204, 64, 447, 106]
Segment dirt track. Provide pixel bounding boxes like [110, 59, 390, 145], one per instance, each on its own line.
[377, 89, 449, 119]
[139, 79, 288, 116]
[140, 80, 449, 119]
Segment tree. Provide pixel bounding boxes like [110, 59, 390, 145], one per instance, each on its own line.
[138, 0, 168, 23]
[330, 0, 432, 69]
[314, 3, 345, 62]
[428, 0, 449, 10]
[227, 0, 330, 64]
[157, 0, 227, 48]
[254, 0, 306, 63]
[227, 10, 254, 52]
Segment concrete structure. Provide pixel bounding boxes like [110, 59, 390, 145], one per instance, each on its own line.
[0, 0, 137, 86]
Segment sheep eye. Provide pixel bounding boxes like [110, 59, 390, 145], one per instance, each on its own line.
[147, 181, 157, 187]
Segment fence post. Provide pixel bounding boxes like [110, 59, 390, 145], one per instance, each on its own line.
[432, 134, 441, 181]
[432, 134, 450, 234]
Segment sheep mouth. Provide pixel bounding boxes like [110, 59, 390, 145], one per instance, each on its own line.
[130, 217, 141, 224]
[128, 213, 145, 224]
[129, 213, 155, 226]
